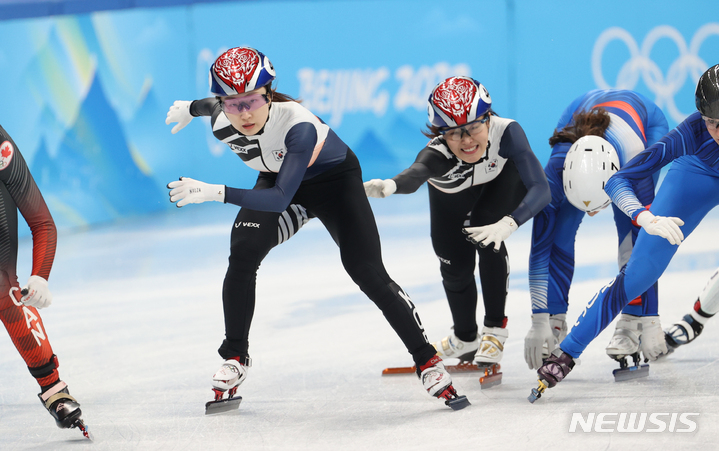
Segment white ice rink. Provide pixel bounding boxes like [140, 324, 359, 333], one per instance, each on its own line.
[1, 190, 719, 450]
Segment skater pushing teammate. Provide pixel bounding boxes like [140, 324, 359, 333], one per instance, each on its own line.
[0, 125, 89, 438]
[529, 64, 719, 401]
[165, 47, 469, 411]
[525, 89, 669, 380]
[364, 76, 549, 370]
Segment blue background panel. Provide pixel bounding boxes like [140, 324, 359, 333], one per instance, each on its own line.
[0, 0, 716, 232]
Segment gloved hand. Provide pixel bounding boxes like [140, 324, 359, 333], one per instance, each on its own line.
[640, 315, 669, 360]
[21, 275, 52, 309]
[168, 177, 225, 207]
[463, 216, 518, 252]
[363, 179, 396, 198]
[165, 100, 193, 134]
[636, 210, 684, 245]
[524, 313, 558, 370]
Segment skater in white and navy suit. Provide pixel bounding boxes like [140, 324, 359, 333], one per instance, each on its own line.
[364, 76, 550, 367]
[165, 47, 468, 409]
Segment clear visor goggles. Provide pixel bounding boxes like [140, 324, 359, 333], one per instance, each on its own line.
[439, 115, 489, 142]
[702, 115, 719, 129]
[220, 93, 270, 114]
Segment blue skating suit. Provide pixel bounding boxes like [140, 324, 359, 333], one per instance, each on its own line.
[561, 111, 719, 358]
[529, 90, 668, 320]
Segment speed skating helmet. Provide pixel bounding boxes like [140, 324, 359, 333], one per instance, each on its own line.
[563, 135, 620, 213]
[696, 64, 719, 119]
[209, 47, 276, 96]
[427, 76, 492, 128]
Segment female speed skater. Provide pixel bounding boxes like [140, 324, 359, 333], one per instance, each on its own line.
[164, 47, 469, 411]
[364, 76, 550, 368]
[530, 64, 719, 400]
[524, 89, 669, 373]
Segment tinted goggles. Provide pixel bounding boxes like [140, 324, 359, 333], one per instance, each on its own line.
[220, 93, 270, 114]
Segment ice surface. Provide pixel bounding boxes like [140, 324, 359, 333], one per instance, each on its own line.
[1, 192, 718, 450]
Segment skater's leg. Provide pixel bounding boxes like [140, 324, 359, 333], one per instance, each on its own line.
[0, 273, 60, 389]
[562, 161, 719, 358]
[218, 207, 282, 361]
[470, 161, 527, 361]
[296, 151, 436, 367]
[470, 160, 527, 328]
[428, 186, 480, 342]
[666, 267, 719, 348]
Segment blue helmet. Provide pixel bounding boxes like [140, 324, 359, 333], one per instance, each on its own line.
[427, 76, 492, 128]
[209, 47, 276, 96]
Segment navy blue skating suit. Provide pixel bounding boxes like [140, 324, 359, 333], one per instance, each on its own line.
[390, 115, 549, 338]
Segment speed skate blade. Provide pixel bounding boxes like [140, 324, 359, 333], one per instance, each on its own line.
[205, 396, 242, 415]
[477, 363, 502, 389]
[73, 419, 93, 441]
[613, 363, 649, 382]
[446, 395, 471, 411]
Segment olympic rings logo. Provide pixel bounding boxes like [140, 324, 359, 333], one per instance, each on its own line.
[592, 23, 719, 123]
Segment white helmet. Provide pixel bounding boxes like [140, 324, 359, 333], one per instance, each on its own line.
[563, 135, 620, 213]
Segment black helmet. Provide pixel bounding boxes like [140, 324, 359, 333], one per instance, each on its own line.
[695, 64, 719, 119]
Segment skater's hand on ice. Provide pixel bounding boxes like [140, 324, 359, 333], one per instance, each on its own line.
[524, 313, 557, 370]
[165, 100, 193, 134]
[636, 211, 684, 245]
[363, 179, 396, 198]
[463, 216, 518, 252]
[21, 275, 52, 309]
[167, 177, 225, 207]
[640, 316, 669, 360]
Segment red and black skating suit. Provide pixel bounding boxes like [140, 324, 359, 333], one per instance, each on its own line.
[0, 124, 60, 389]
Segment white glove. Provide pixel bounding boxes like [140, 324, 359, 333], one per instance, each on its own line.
[165, 100, 193, 134]
[524, 313, 558, 370]
[363, 179, 396, 198]
[168, 177, 225, 207]
[21, 276, 52, 309]
[463, 216, 518, 252]
[640, 315, 668, 360]
[636, 210, 684, 245]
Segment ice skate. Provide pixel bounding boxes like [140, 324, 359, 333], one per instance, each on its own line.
[205, 358, 249, 415]
[665, 313, 705, 350]
[474, 326, 508, 364]
[38, 381, 91, 440]
[605, 314, 648, 381]
[528, 348, 575, 403]
[431, 333, 479, 362]
[418, 355, 470, 410]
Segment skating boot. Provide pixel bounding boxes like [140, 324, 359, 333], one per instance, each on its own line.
[431, 332, 479, 362]
[665, 312, 707, 350]
[205, 358, 250, 414]
[605, 314, 648, 381]
[528, 348, 575, 403]
[475, 326, 508, 364]
[418, 355, 470, 410]
[38, 381, 90, 439]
